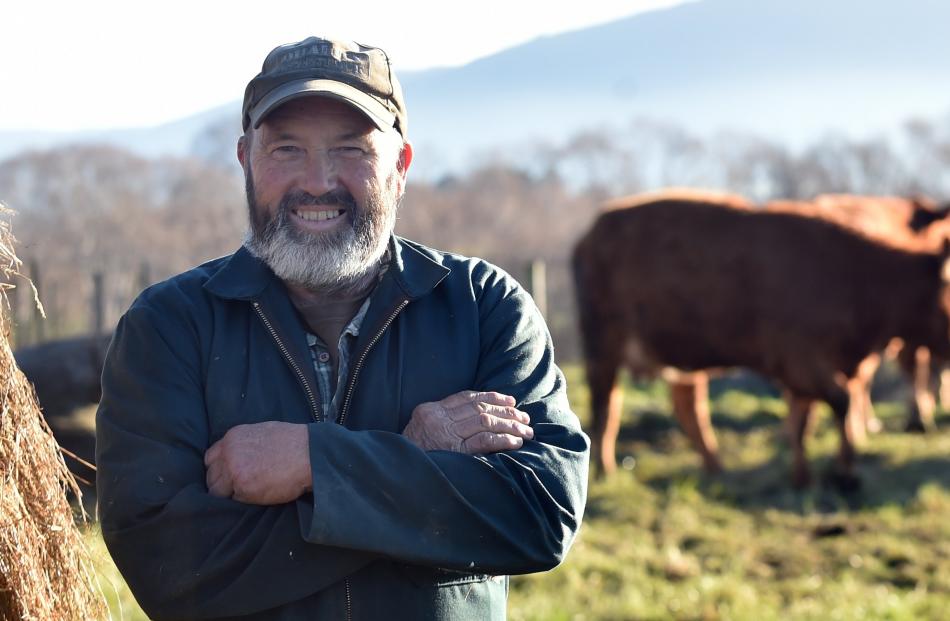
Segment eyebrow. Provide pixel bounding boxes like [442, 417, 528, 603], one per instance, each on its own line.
[263, 128, 373, 143]
[336, 128, 374, 141]
[268, 131, 300, 142]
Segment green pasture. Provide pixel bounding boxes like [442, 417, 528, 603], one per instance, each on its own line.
[81, 364, 950, 620]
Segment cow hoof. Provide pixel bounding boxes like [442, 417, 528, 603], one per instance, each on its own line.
[823, 469, 862, 493]
[701, 457, 724, 475]
[791, 469, 812, 489]
[593, 461, 618, 480]
[903, 419, 931, 434]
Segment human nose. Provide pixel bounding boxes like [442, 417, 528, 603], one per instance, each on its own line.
[299, 150, 338, 196]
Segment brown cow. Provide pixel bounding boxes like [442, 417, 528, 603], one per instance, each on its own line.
[572, 194, 950, 488]
[768, 194, 946, 244]
[766, 194, 950, 437]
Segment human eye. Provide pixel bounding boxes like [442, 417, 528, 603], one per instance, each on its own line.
[331, 145, 367, 159]
[270, 143, 304, 160]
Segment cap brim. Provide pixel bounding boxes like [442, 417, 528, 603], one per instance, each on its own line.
[250, 78, 396, 132]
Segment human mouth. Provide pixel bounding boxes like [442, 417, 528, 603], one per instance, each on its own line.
[293, 209, 344, 222]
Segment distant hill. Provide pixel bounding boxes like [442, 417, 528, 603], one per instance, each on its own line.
[3, 0, 949, 179]
[402, 0, 950, 174]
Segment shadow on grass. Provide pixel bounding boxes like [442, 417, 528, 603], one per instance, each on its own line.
[617, 407, 782, 443]
[628, 452, 950, 517]
[626, 410, 950, 514]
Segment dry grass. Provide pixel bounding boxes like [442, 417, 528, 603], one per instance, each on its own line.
[0, 203, 106, 620]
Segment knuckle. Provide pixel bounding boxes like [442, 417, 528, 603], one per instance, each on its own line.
[469, 432, 488, 451]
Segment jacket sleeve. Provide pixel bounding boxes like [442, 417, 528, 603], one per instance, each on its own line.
[303, 266, 590, 574]
[96, 293, 376, 620]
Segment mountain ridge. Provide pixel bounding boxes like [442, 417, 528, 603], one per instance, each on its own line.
[2, 0, 948, 178]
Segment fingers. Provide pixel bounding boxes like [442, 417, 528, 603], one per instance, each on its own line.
[205, 461, 233, 498]
[461, 432, 526, 454]
[450, 404, 534, 441]
[204, 442, 220, 467]
[440, 390, 517, 410]
[403, 390, 533, 455]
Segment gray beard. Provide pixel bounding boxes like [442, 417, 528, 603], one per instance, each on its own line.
[243, 172, 398, 296]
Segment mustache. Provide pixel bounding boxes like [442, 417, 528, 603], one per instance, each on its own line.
[279, 188, 358, 213]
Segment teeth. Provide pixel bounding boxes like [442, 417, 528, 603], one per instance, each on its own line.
[296, 209, 343, 222]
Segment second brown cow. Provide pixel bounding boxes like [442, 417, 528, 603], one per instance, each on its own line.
[572, 193, 950, 488]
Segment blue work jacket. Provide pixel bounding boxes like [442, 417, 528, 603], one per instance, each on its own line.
[96, 236, 589, 620]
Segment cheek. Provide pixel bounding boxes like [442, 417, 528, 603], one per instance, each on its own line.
[253, 169, 295, 203]
[352, 157, 400, 193]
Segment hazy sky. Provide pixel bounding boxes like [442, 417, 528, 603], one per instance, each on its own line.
[2, 0, 689, 132]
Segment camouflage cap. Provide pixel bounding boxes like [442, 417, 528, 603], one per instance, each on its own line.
[242, 36, 407, 137]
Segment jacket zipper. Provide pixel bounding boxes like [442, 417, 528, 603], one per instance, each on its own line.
[345, 578, 353, 621]
[252, 301, 322, 422]
[258, 297, 408, 621]
[338, 298, 409, 427]
[340, 297, 408, 621]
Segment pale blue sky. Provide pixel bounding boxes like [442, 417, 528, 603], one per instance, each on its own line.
[1, 0, 689, 132]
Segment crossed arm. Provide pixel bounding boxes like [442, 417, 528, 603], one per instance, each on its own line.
[204, 390, 536, 505]
[98, 272, 589, 619]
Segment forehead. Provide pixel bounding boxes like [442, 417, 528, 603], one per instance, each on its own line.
[259, 96, 376, 136]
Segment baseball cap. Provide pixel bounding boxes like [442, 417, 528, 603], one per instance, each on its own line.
[242, 36, 407, 137]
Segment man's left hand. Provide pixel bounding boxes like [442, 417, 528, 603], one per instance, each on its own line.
[204, 421, 312, 505]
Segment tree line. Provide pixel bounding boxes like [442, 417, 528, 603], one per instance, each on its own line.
[1, 110, 949, 359]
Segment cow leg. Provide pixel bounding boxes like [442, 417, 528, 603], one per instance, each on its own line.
[827, 385, 861, 492]
[939, 367, 950, 411]
[902, 346, 936, 433]
[847, 352, 882, 445]
[587, 356, 623, 477]
[785, 392, 815, 488]
[669, 372, 722, 473]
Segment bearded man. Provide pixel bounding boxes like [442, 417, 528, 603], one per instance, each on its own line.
[96, 36, 589, 621]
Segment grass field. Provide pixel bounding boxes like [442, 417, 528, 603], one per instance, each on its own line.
[81, 364, 950, 620]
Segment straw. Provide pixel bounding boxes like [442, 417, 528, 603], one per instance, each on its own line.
[0, 203, 106, 620]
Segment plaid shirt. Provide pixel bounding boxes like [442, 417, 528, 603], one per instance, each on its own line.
[305, 296, 372, 423]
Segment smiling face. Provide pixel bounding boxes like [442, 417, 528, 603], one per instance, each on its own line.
[238, 96, 412, 294]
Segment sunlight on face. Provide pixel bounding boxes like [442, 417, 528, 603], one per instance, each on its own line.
[241, 97, 407, 294]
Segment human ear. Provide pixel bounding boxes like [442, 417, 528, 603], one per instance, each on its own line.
[237, 135, 249, 168]
[397, 140, 414, 176]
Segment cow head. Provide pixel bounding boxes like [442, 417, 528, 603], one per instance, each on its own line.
[909, 196, 947, 232]
[935, 239, 950, 360]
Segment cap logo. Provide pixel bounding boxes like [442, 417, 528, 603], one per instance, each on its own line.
[271, 43, 370, 80]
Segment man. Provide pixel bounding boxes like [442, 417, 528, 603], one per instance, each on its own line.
[96, 36, 589, 620]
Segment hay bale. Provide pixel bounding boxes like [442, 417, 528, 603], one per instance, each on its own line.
[0, 204, 105, 620]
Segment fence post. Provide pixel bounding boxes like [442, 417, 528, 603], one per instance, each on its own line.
[137, 261, 151, 293]
[529, 259, 547, 320]
[92, 272, 105, 335]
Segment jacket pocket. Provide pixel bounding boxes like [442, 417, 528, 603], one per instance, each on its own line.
[401, 565, 493, 587]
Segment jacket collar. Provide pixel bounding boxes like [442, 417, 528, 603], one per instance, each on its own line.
[203, 235, 450, 303]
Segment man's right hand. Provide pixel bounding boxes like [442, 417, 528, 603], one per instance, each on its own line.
[402, 391, 534, 454]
